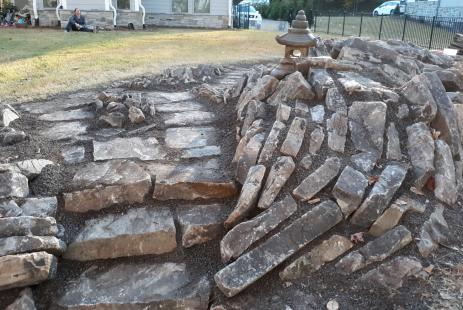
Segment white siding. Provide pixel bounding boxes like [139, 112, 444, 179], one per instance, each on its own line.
[142, 0, 229, 15]
[210, 0, 228, 15]
[67, 0, 106, 10]
[143, 0, 170, 13]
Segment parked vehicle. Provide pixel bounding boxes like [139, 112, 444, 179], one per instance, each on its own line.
[236, 2, 262, 29]
[373, 1, 401, 16]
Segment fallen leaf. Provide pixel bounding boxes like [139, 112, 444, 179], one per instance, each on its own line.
[424, 265, 435, 274]
[351, 232, 365, 244]
[431, 129, 441, 140]
[308, 198, 321, 204]
[426, 177, 436, 191]
[327, 299, 339, 310]
[410, 187, 425, 196]
[368, 175, 379, 185]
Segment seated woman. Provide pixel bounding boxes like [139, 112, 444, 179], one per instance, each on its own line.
[65, 8, 95, 32]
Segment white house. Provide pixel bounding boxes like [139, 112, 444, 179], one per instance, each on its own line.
[406, 0, 463, 18]
[12, 0, 232, 29]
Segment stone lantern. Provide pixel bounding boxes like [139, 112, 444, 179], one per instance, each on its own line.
[271, 10, 317, 79]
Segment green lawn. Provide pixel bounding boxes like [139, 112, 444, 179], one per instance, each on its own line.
[0, 28, 281, 102]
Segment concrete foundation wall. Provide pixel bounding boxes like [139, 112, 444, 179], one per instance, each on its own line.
[145, 13, 229, 28]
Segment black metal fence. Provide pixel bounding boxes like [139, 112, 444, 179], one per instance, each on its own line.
[233, 3, 250, 29]
[314, 14, 463, 50]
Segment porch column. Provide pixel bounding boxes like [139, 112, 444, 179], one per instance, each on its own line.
[32, 0, 39, 25]
[105, 0, 110, 11]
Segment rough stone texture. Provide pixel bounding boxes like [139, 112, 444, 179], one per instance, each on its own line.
[258, 121, 286, 165]
[221, 195, 297, 263]
[225, 165, 266, 229]
[0, 252, 57, 291]
[361, 256, 423, 290]
[64, 160, 152, 213]
[98, 112, 125, 128]
[417, 205, 449, 257]
[233, 120, 264, 164]
[5, 288, 36, 310]
[215, 201, 343, 297]
[332, 166, 368, 218]
[40, 122, 88, 140]
[38, 108, 95, 122]
[435, 70, 463, 92]
[406, 122, 435, 190]
[0, 200, 22, 217]
[0, 105, 20, 127]
[0, 217, 58, 238]
[64, 208, 176, 261]
[178, 204, 227, 248]
[235, 133, 266, 184]
[150, 162, 237, 201]
[61, 145, 85, 164]
[237, 75, 278, 118]
[434, 139, 458, 205]
[181, 146, 221, 159]
[300, 155, 312, 170]
[309, 69, 335, 100]
[1, 128, 27, 146]
[351, 152, 377, 173]
[348, 101, 387, 156]
[309, 126, 325, 155]
[338, 72, 389, 97]
[295, 101, 309, 117]
[257, 156, 295, 209]
[0, 236, 66, 257]
[280, 235, 353, 280]
[351, 163, 408, 228]
[276, 103, 292, 123]
[280, 117, 307, 157]
[93, 137, 166, 161]
[336, 225, 412, 274]
[293, 157, 341, 202]
[4, 159, 55, 179]
[386, 123, 402, 160]
[327, 112, 348, 153]
[128, 106, 145, 124]
[267, 71, 315, 106]
[0, 172, 29, 198]
[20, 197, 58, 218]
[397, 104, 410, 119]
[325, 88, 347, 115]
[165, 127, 216, 149]
[57, 263, 211, 309]
[155, 101, 203, 113]
[164, 111, 215, 126]
[241, 100, 266, 137]
[455, 104, 463, 144]
[310, 105, 325, 124]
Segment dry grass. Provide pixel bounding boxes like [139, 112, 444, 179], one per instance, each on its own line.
[0, 28, 281, 102]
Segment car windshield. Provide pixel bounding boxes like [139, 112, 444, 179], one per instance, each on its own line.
[238, 5, 257, 13]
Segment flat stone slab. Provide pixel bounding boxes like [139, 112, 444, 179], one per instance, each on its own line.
[155, 101, 204, 113]
[165, 127, 217, 149]
[0, 200, 22, 217]
[336, 225, 412, 274]
[221, 195, 297, 263]
[148, 162, 237, 201]
[57, 263, 210, 309]
[434, 139, 457, 205]
[64, 160, 152, 213]
[178, 204, 227, 248]
[181, 146, 221, 159]
[235, 133, 265, 184]
[0, 159, 55, 179]
[158, 91, 195, 102]
[61, 145, 85, 164]
[332, 166, 368, 218]
[338, 72, 389, 96]
[351, 163, 408, 228]
[406, 122, 435, 190]
[20, 197, 58, 217]
[64, 208, 176, 261]
[214, 200, 343, 297]
[293, 157, 341, 202]
[5, 288, 36, 310]
[0, 171, 29, 199]
[417, 205, 449, 257]
[38, 108, 95, 122]
[327, 112, 348, 153]
[164, 111, 215, 126]
[0, 236, 66, 256]
[0, 252, 57, 291]
[39, 121, 88, 141]
[0, 216, 58, 238]
[93, 137, 166, 161]
[280, 117, 306, 157]
[326, 87, 347, 115]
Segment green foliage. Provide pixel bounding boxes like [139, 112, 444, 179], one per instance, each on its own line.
[256, 0, 314, 21]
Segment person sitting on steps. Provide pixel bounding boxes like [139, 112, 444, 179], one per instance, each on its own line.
[65, 8, 96, 33]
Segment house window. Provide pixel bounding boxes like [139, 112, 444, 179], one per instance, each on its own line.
[172, 0, 188, 13]
[43, 0, 57, 8]
[194, 0, 210, 13]
[117, 0, 130, 10]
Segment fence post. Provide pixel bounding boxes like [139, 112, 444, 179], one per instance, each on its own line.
[359, 14, 363, 37]
[314, 14, 317, 32]
[342, 12, 346, 36]
[327, 15, 330, 34]
[402, 14, 407, 41]
[379, 15, 383, 40]
[429, 16, 436, 49]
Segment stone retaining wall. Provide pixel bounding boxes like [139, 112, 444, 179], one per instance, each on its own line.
[145, 13, 229, 29]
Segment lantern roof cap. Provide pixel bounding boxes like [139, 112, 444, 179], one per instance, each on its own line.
[275, 10, 317, 47]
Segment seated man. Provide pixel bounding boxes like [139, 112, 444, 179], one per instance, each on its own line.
[65, 8, 95, 32]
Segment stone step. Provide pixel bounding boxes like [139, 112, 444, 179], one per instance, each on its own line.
[0, 236, 66, 257]
[57, 262, 210, 309]
[93, 137, 167, 161]
[164, 111, 216, 127]
[64, 208, 176, 261]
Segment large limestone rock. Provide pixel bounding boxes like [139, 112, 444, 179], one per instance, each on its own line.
[233, 119, 264, 163]
[240, 100, 266, 137]
[20, 197, 58, 218]
[164, 111, 215, 126]
[417, 205, 449, 257]
[5, 288, 36, 310]
[0, 200, 22, 217]
[57, 263, 211, 309]
[0, 104, 20, 127]
[235, 133, 266, 184]
[332, 166, 368, 217]
[325, 88, 347, 115]
[0, 236, 66, 256]
[257, 156, 295, 209]
[351, 163, 408, 228]
[0, 252, 57, 291]
[93, 137, 166, 161]
[327, 112, 348, 153]
[64, 208, 176, 261]
[0, 159, 55, 179]
[309, 69, 335, 100]
[336, 225, 412, 274]
[434, 139, 457, 205]
[38, 108, 95, 122]
[0, 171, 29, 199]
[39, 121, 88, 140]
[280, 235, 353, 280]
[386, 123, 401, 160]
[215, 201, 343, 297]
[165, 127, 217, 149]
[406, 122, 435, 190]
[348, 101, 387, 156]
[0, 216, 58, 238]
[225, 165, 266, 228]
[293, 157, 341, 202]
[258, 121, 286, 165]
[237, 75, 279, 118]
[221, 195, 297, 263]
[64, 160, 152, 213]
[309, 126, 325, 155]
[280, 117, 307, 157]
[267, 71, 315, 106]
[178, 204, 227, 248]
